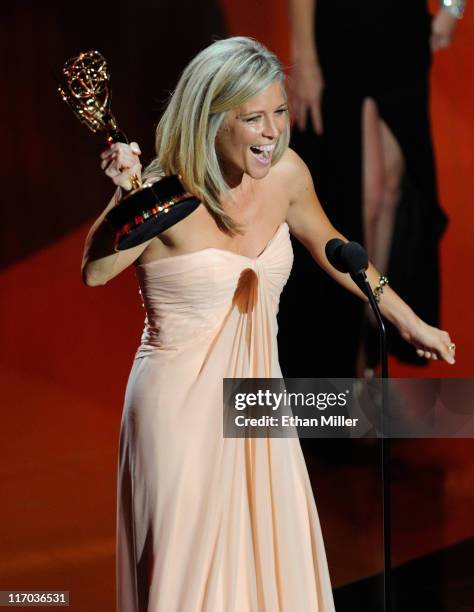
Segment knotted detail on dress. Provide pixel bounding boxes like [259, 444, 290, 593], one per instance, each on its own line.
[232, 267, 259, 366]
[232, 268, 258, 315]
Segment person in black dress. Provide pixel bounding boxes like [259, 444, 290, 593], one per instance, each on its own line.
[280, 0, 464, 376]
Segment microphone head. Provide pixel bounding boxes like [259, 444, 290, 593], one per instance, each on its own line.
[340, 241, 369, 277]
[325, 238, 346, 273]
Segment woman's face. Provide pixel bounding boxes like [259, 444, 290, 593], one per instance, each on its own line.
[215, 80, 288, 186]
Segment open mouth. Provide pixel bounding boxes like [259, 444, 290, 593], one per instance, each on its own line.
[250, 144, 275, 165]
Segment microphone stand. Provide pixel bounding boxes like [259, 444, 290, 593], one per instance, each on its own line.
[354, 272, 391, 612]
[325, 238, 392, 611]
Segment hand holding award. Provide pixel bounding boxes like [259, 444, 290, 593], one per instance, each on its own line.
[57, 50, 199, 250]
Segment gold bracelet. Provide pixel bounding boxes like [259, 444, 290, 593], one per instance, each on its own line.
[373, 275, 389, 303]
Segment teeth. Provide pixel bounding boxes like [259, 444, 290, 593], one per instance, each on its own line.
[251, 144, 275, 153]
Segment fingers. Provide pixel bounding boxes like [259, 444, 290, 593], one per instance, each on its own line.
[438, 330, 456, 364]
[288, 65, 324, 134]
[415, 330, 456, 365]
[100, 152, 116, 171]
[292, 99, 307, 132]
[100, 142, 141, 162]
[430, 34, 442, 52]
[309, 101, 323, 135]
[432, 35, 450, 50]
[431, 11, 457, 51]
[99, 142, 142, 180]
[293, 99, 323, 134]
[104, 164, 122, 179]
[416, 349, 436, 360]
[438, 339, 456, 365]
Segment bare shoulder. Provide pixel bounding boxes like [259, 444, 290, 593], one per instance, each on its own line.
[272, 147, 314, 202]
[276, 146, 309, 171]
[274, 148, 335, 251]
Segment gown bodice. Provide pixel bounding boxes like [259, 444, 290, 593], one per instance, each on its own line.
[133, 222, 293, 354]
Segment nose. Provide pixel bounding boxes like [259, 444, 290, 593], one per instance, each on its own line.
[262, 114, 279, 140]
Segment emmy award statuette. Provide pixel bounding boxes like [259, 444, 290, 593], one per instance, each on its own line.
[57, 50, 200, 250]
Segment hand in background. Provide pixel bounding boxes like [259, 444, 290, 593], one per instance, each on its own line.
[288, 59, 324, 134]
[431, 10, 460, 51]
[100, 141, 142, 191]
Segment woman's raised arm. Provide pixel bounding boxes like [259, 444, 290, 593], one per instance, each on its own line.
[81, 142, 152, 286]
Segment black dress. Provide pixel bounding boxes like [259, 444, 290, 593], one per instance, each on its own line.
[278, 0, 448, 375]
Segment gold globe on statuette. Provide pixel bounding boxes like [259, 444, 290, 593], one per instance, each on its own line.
[57, 50, 200, 250]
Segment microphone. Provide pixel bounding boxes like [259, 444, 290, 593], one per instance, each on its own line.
[325, 238, 345, 272]
[325, 235, 387, 376]
[325, 239, 369, 291]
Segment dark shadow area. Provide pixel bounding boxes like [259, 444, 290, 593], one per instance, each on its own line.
[334, 538, 474, 612]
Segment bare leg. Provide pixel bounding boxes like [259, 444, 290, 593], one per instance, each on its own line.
[362, 97, 385, 261]
[358, 98, 385, 376]
[359, 98, 405, 375]
[362, 97, 405, 271]
[373, 120, 404, 274]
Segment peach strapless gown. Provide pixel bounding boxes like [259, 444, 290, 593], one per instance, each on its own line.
[116, 222, 336, 611]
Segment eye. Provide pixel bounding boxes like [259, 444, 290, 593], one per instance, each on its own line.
[275, 108, 288, 116]
[244, 115, 261, 123]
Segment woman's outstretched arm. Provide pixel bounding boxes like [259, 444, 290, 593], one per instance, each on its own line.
[283, 148, 456, 364]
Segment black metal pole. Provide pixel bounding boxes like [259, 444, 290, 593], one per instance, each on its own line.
[324, 238, 392, 611]
[360, 275, 391, 612]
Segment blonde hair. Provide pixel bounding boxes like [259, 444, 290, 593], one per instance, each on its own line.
[142, 36, 290, 234]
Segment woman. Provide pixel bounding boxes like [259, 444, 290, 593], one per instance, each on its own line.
[285, 0, 463, 374]
[81, 37, 455, 611]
